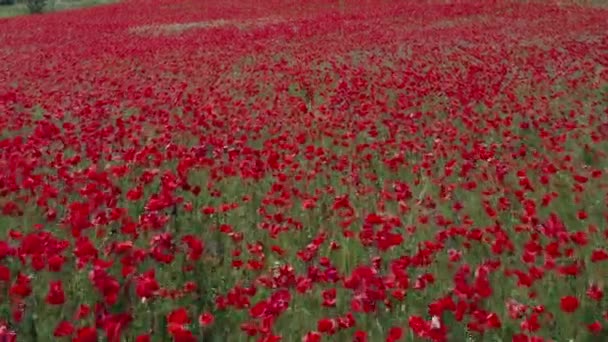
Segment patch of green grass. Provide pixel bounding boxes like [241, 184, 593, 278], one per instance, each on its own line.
[50, 0, 115, 11]
[0, 4, 27, 18]
[0, 0, 114, 18]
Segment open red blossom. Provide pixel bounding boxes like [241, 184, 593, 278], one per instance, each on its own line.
[54, 321, 74, 337]
[259, 334, 282, 342]
[0, 326, 16, 342]
[557, 262, 582, 277]
[520, 313, 540, 332]
[387, 327, 403, 342]
[198, 312, 214, 327]
[0, 266, 10, 282]
[250, 300, 269, 318]
[46, 280, 66, 305]
[102, 313, 133, 342]
[201, 206, 215, 215]
[587, 284, 604, 301]
[170, 326, 196, 342]
[321, 288, 337, 307]
[317, 318, 336, 334]
[591, 249, 608, 262]
[73, 326, 98, 342]
[9, 273, 32, 298]
[353, 330, 368, 342]
[588, 321, 602, 334]
[136, 335, 151, 342]
[75, 304, 91, 320]
[182, 235, 204, 261]
[136, 270, 160, 299]
[168, 307, 191, 326]
[337, 313, 356, 329]
[577, 210, 588, 220]
[560, 296, 579, 313]
[303, 331, 322, 342]
[126, 186, 143, 201]
[485, 313, 502, 329]
[48, 254, 66, 272]
[512, 334, 531, 342]
[166, 308, 195, 341]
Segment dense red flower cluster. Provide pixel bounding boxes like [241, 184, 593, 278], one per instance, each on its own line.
[0, 0, 607, 341]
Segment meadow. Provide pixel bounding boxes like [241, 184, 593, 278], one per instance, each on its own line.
[0, 0, 607, 341]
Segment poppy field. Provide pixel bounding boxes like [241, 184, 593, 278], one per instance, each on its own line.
[0, 0, 607, 341]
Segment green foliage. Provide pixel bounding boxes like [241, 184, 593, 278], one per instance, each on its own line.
[26, 0, 47, 14]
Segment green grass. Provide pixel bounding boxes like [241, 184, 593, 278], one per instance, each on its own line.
[0, 0, 114, 18]
[0, 3, 27, 17]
